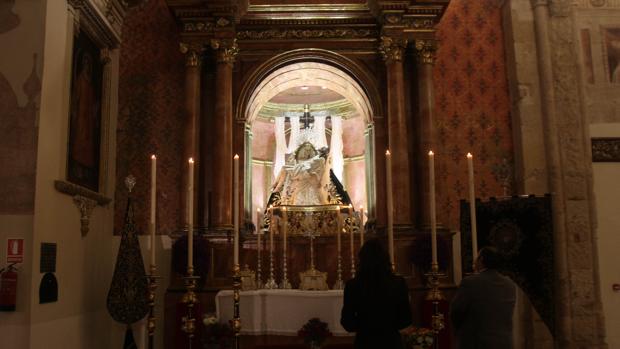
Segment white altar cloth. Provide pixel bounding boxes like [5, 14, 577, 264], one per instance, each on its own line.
[215, 289, 352, 336]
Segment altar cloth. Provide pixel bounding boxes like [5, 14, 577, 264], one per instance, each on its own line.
[215, 289, 352, 336]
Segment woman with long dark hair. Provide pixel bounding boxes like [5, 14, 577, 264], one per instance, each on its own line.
[340, 238, 412, 348]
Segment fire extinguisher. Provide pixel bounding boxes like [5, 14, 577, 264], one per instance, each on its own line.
[0, 263, 18, 312]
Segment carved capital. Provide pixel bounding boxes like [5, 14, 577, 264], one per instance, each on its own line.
[414, 39, 438, 65]
[210, 38, 239, 65]
[379, 36, 407, 63]
[549, 0, 572, 16]
[73, 195, 97, 236]
[179, 42, 204, 67]
[100, 48, 112, 65]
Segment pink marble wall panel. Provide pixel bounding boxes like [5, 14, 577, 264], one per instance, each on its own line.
[344, 160, 366, 210]
[342, 116, 365, 157]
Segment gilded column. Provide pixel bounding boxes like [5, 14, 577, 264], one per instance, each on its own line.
[414, 39, 438, 228]
[180, 42, 202, 226]
[379, 36, 413, 227]
[211, 39, 239, 232]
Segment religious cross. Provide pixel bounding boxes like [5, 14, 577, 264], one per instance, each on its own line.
[300, 104, 313, 129]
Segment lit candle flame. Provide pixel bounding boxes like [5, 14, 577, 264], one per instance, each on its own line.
[189, 158, 194, 163]
[386, 150, 391, 156]
[467, 152, 473, 158]
[428, 150, 434, 156]
[151, 154, 156, 159]
[234, 154, 239, 159]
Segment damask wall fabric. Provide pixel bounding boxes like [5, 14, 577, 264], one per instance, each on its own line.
[115, 0, 185, 235]
[434, 0, 514, 229]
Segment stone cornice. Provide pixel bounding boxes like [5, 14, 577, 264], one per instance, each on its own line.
[236, 28, 379, 41]
[54, 180, 111, 206]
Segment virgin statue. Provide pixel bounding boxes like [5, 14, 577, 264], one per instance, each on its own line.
[271, 142, 331, 205]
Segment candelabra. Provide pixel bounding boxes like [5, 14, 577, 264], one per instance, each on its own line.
[181, 267, 200, 349]
[256, 228, 263, 289]
[345, 216, 356, 279]
[146, 265, 161, 349]
[264, 212, 277, 289]
[425, 264, 445, 349]
[232, 264, 241, 349]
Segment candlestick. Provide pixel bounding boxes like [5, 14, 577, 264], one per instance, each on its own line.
[265, 206, 277, 289]
[348, 205, 355, 279]
[334, 206, 344, 289]
[467, 153, 478, 269]
[233, 154, 239, 267]
[386, 150, 395, 269]
[359, 206, 365, 246]
[280, 206, 291, 289]
[188, 158, 194, 270]
[429, 151, 437, 270]
[256, 208, 262, 288]
[150, 155, 156, 268]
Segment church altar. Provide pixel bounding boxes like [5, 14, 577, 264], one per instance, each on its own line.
[215, 289, 351, 336]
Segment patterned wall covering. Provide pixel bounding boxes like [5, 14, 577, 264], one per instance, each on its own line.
[115, 0, 185, 235]
[434, 0, 514, 229]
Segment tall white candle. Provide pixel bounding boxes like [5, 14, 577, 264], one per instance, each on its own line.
[429, 151, 437, 267]
[188, 158, 195, 270]
[150, 155, 156, 268]
[386, 150, 394, 267]
[467, 153, 478, 266]
[359, 205, 365, 245]
[233, 154, 239, 267]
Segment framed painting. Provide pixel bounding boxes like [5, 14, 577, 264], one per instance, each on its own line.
[603, 27, 620, 83]
[67, 30, 103, 192]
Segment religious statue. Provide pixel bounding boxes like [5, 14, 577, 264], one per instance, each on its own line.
[271, 142, 331, 205]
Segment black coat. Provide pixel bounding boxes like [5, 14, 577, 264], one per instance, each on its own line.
[450, 270, 516, 349]
[340, 274, 412, 349]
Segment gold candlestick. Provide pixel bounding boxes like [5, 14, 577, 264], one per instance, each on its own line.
[146, 265, 161, 349]
[256, 208, 263, 289]
[264, 207, 277, 289]
[181, 267, 200, 349]
[333, 206, 344, 290]
[280, 207, 291, 289]
[345, 215, 356, 279]
[232, 264, 241, 349]
[425, 264, 445, 349]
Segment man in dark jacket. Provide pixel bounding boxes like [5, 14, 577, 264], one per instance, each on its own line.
[451, 246, 516, 349]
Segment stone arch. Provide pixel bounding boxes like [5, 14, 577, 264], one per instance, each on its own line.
[236, 49, 381, 125]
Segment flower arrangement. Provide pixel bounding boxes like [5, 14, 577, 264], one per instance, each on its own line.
[202, 314, 234, 349]
[297, 317, 332, 348]
[401, 326, 434, 349]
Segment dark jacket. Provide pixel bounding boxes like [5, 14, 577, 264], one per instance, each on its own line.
[341, 274, 412, 349]
[450, 270, 516, 349]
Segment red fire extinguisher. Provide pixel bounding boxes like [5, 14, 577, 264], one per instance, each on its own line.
[0, 263, 18, 311]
